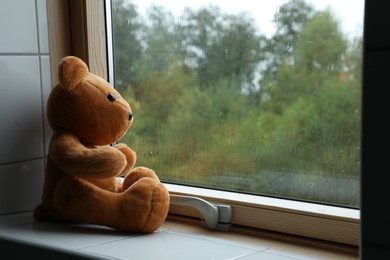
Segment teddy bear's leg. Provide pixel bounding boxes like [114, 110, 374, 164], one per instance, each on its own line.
[53, 177, 118, 226]
[122, 166, 160, 191]
[119, 177, 170, 232]
[53, 176, 169, 233]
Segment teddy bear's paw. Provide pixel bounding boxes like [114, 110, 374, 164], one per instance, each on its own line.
[120, 177, 170, 233]
[122, 166, 160, 190]
[115, 143, 136, 175]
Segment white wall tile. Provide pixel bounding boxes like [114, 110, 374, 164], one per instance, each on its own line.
[37, 0, 49, 53]
[0, 56, 44, 164]
[0, 0, 50, 217]
[0, 0, 38, 53]
[40, 55, 52, 156]
[0, 159, 44, 215]
[0, 212, 33, 228]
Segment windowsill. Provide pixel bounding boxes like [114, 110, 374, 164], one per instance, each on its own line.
[0, 212, 358, 259]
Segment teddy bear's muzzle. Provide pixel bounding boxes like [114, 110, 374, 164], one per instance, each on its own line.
[128, 112, 133, 121]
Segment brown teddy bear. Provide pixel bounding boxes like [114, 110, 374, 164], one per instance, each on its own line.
[33, 56, 170, 233]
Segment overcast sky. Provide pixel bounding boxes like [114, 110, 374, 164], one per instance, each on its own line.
[130, 0, 365, 39]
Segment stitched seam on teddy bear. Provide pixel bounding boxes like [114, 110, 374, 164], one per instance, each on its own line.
[141, 184, 159, 231]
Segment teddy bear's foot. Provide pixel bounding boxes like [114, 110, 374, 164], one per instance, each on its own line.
[52, 176, 169, 233]
[118, 177, 170, 233]
[33, 204, 49, 221]
[122, 166, 160, 191]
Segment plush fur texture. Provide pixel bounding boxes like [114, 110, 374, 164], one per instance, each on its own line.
[33, 56, 170, 233]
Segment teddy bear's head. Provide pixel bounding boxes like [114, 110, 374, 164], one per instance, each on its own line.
[47, 56, 133, 145]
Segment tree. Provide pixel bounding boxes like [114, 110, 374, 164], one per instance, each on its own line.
[112, 0, 143, 91]
[178, 6, 264, 89]
[295, 10, 347, 74]
[206, 14, 265, 91]
[134, 5, 183, 81]
[262, 0, 314, 78]
[260, 8, 348, 112]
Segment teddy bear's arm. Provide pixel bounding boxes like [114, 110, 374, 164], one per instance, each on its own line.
[49, 133, 127, 178]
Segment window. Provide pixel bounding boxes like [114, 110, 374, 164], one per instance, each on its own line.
[104, 0, 362, 247]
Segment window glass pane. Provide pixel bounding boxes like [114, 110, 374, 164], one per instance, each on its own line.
[111, 0, 364, 208]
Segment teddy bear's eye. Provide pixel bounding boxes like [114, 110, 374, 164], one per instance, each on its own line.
[107, 93, 116, 102]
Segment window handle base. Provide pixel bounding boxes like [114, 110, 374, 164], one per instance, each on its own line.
[169, 194, 232, 231]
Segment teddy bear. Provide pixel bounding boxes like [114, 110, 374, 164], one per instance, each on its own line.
[33, 56, 170, 233]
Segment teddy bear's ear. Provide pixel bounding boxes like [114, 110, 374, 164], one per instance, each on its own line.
[58, 56, 89, 92]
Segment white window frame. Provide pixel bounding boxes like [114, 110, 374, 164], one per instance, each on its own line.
[48, 0, 360, 251]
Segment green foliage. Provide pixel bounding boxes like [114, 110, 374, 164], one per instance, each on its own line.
[295, 10, 348, 72]
[263, 0, 314, 79]
[134, 5, 183, 82]
[114, 0, 362, 207]
[177, 6, 264, 89]
[112, 0, 143, 91]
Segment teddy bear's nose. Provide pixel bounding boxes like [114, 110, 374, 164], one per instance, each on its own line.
[128, 112, 133, 121]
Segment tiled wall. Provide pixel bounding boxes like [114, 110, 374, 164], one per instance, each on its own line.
[0, 0, 51, 215]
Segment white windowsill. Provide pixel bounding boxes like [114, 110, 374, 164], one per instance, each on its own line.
[0, 211, 357, 259]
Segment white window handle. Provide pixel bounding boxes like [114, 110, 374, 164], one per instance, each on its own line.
[169, 194, 232, 231]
